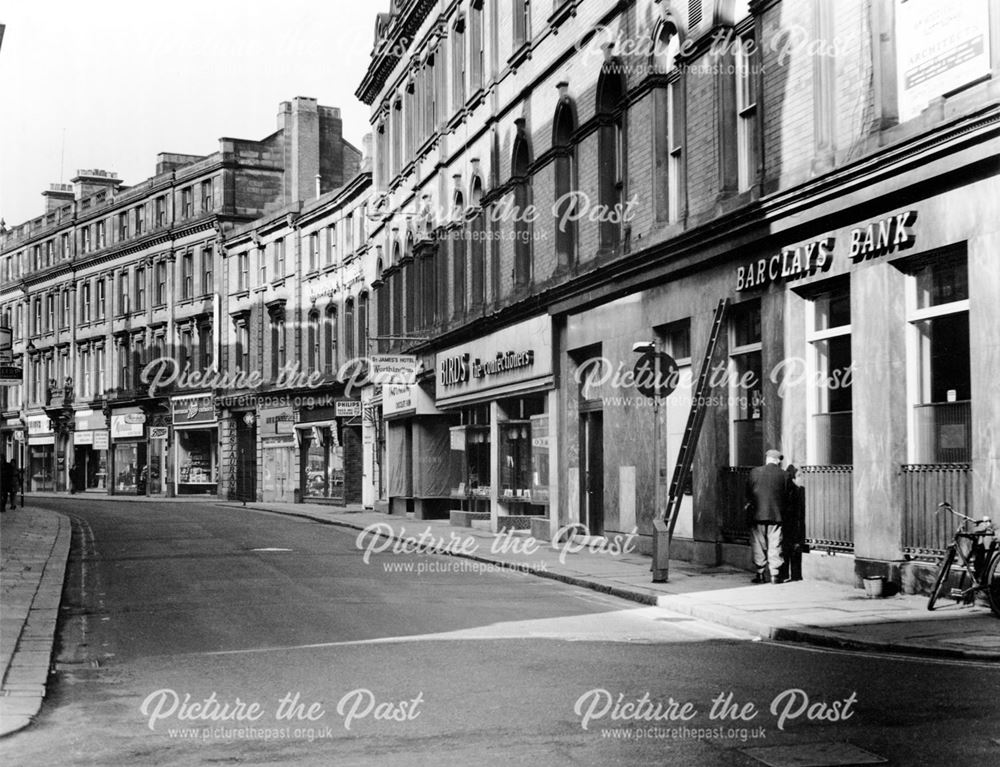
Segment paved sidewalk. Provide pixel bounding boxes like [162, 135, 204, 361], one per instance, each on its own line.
[212, 498, 1000, 662]
[0, 505, 71, 737]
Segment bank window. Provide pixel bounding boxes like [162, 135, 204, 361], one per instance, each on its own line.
[61, 291, 71, 328]
[659, 318, 691, 365]
[46, 294, 55, 332]
[906, 255, 970, 463]
[182, 187, 193, 218]
[729, 300, 763, 466]
[807, 282, 853, 464]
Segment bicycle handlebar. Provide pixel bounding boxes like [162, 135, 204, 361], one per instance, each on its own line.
[937, 502, 993, 529]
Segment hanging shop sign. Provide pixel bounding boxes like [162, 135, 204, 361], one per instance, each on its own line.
[111, 413, 145, 439]
[27, 415, 53, 435]
[436, 315, 553, 406]
[370, 355, 420, 385]
[75, 409, 107, 432]
[736, 210, 917, 291]
[172, 394, 216, 425]
[93, 432, 109, 450]
[74, 431, 94, 445]
[382, 382, 443, 419]
[260, 406, 295, 436]
[335, 400, 363, 418]
[150, 426, 169, 440]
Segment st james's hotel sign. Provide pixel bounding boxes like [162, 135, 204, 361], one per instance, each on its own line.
[736, 210, 917, 291]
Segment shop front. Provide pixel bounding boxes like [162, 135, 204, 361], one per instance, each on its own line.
[260, 404, 295, 503]
[435, 315, 557, 534]
[110, 409, 146, 495]
[26, 413, 55, 492]
[295, 400, 363, 505]
[382, 377, 451, 519]
[172, 393, 218, 496]
[72, 409, 109, 492]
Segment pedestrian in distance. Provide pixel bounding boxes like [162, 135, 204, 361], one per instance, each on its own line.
[745, 449, 793, 584]
[2, 458, 18, 512]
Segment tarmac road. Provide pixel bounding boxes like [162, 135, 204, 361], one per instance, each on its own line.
[1, 497, 998, 766]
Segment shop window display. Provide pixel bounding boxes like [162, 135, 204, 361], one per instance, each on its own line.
[448, 425, 491, 500]
[303, 425, 344, 502]
[176, 430, 217, 494]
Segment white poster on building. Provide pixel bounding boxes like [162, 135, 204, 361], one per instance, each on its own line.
[896, 0, 990, 122]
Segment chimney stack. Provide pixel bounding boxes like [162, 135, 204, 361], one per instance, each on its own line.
[70, 169, 121, 201]
[42, 183, 74, 213]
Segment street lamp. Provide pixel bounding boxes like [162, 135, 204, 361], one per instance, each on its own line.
[632, 340, 677, 582]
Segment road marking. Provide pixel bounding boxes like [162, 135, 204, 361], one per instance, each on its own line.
[247, 547, 294, 552]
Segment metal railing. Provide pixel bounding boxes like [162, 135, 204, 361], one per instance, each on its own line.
[720, 466, 754, 544]
[901, 463, 972, 559]
[799, 465, 853, 552]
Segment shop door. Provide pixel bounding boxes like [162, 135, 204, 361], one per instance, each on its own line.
[580, 410, 604, 536]
[234, 418, 257, 502]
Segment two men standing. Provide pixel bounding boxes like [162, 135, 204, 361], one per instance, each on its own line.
[746, 449, 794, 584]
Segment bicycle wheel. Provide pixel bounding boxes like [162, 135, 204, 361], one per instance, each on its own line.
[985, 553, 1000, 618]
[928, 546, 956, 611]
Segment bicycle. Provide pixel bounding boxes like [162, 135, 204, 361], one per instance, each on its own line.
[927, 502, 1000, 616]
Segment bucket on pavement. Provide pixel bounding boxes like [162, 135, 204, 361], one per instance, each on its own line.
[862, 575, 885, 598]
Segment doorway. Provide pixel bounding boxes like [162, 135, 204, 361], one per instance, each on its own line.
[579, 409, 604, 536]
[233, 416, 257, 502]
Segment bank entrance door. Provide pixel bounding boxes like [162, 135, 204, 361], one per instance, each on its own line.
[579, 409, 604, 536]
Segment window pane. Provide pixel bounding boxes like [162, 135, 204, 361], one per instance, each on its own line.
[915, 259, 968, 309]
[814, 286, 851, 331]
[731, 302, 761, 347]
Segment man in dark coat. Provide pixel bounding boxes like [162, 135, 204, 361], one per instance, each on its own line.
[746, 449, 792, 584]
[1, 459, 16, 512]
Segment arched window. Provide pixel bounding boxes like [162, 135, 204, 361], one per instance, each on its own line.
[469, 176, 486, 309]
[653, 22, 684, 223]
[391, 242, 403, 342]
[325, 305, 338, 373]
[358, 292, 369, 359]
[511, 127, 532, 287]
[376, 258, 390, 353]
[452, 190, 466, 318]
[404, 232, 416, 335]
[307, 310, 320, 372]
[596, 64, 626, 252]
[552, 97, 578, 268]
[344, 298, 356, 362]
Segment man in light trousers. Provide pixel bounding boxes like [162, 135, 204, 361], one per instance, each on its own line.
[746, 449, 793, 584]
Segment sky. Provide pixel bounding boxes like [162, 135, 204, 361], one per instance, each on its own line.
[0, 0, 382, 227]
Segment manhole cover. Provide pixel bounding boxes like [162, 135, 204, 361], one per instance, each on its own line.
[740, 742, 887, 767]
[248, 547, 293, 552]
